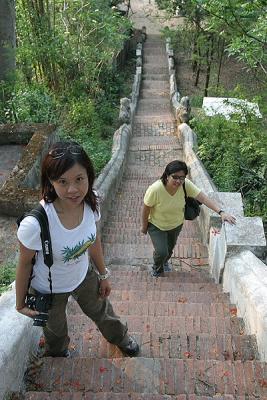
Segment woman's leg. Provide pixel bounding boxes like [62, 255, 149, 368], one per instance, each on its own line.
[42, 292, 70, 356]
[167, 224, 183, 261]
[147, 223, 169, 273]
[74, 269, 128, 345]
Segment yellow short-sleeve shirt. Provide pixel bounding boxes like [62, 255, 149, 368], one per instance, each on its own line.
[144, 178, 201, 231]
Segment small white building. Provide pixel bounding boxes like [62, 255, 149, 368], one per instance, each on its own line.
[202, 97, 262, 121]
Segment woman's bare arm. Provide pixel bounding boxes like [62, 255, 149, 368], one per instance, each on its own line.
[196, 192, 236, 225]
[141, 204, 152, 234]
[16, 242, 39, 317]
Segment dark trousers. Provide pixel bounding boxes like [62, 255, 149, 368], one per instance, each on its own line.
[148, 222, 183, 273]
[32, 269, 128, 356]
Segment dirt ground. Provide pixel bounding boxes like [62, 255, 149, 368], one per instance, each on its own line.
[175, 50, 265, 104]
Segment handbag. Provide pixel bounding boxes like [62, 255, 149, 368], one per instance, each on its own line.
[182, 183, 201, 220]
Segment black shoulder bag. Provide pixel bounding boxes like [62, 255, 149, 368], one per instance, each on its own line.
[182, 183, 202, 220]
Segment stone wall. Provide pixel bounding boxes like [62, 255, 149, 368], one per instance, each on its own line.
[0, 124, 58, 216]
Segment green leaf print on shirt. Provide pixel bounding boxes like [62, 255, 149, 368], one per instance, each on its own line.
[61, 233, 96, 263]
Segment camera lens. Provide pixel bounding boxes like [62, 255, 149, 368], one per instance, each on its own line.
[33, 312, 49, 327]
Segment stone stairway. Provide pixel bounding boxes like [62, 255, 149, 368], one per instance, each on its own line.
[21, 34, 267, 400]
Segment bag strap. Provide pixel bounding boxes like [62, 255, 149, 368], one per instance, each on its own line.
[26, 204, 53, 268]
[26, 204, 53, 295]
[182, 182, 187, 200]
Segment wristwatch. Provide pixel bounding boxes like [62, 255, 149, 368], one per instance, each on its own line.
[98, 268, 111, 280]
[218, 210, 225, 216]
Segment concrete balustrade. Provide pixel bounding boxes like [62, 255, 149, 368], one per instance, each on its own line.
[166, 37, 267, 361]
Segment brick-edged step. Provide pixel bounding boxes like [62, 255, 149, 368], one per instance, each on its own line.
[141, 80, 169, 89]
[26, 358, 267, 397]
[133, 115, 175, 123]
[142, 73, 170, 81]
[67, 314, 244, 335]
[107, 289, 230, 303]
[27, 393, 241, 400]
[140, 89, 169, 99]
[68, 299, 235, 316]
[66, 331, 258, 361]
[24, 393, 267, 400]
[89, 280, 224, 293]
[143, 66, 169, 74]
[130, 133, 175, 141]
[101, 270, 214, 283]
[138, 98, 170, 105]
[136, 104, 170, 114]
[26, 393, 249, 400]
[143, 55, 168, 63]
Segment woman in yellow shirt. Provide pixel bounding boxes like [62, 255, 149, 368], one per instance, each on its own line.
[141, 160, 236, 277]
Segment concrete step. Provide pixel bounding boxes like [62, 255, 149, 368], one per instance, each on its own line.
[71, 279, 227, 294]
[136, 105, 171, 114]
[132, 120, 176, 129]
[142, 73, 169, 81]
[128, 142, 181, 151]
[26, 358, 267, 396]
[101, 287, 229, 303]
[141, 79, 170, 89]
[103, 248, 208, 266]
[144, 55, 168, 62]
[102, 233, 203, 245]
[66, 313, 244, 335]
[144, 41, 165, 47]
[132, 124, 176, 135]
[140, 89, 170, 99]
[68, 299, 235, 317]
[66, 332, 259, 361]
[133, 115, 175, 123]
[25, 393, 253, 400]
[26, 393, 259, 400]
[138, 98, 170, 105]
[145, 48, 166, 55]
[136, 105, 170, 114]
[143, 66, 169, 74]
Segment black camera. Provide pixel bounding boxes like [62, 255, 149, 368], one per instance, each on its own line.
[26, 293, 52, 327]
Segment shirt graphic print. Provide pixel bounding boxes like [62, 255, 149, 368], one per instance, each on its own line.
[61, 233, 96, 263]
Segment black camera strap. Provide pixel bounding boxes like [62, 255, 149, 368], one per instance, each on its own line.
[18, 204, 54, 296]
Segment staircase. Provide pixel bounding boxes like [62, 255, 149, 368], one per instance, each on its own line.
[22, 35, 267, 400]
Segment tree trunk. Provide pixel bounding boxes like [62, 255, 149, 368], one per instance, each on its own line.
[204, 35, 214, 97]
[0, 0, 16, 82]
[194, 44, 201, 87]
[216, 38, 225, 88]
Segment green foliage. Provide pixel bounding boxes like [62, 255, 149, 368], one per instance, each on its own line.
[201, 0, 267, 74]
[158, 0, 267, 76]
[0, 0, 135, 176]
[0, 80, 58, 123]
[15, 0, 132, 94]
[0, 262, 16, 294]
[59, 126, 112, 175]
[191, 101, 267, 220]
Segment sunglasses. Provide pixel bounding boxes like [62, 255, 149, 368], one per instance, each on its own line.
[170, 174, 186, 182]
[48, 145, 83, 159]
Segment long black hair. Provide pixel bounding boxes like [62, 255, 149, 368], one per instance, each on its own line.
[41, 141, 99, 212]
[160, 160, 188, 185]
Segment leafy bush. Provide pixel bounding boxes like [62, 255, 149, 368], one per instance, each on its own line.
[59, 126, 112, 175]
[0, 81, 58, 124]
[0, 262, 16, 294]
[191, 105, 267, 221]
